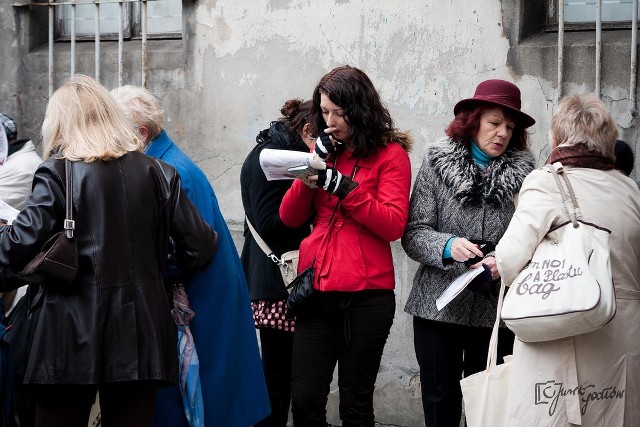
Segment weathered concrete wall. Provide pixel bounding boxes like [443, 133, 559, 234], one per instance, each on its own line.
[1, 1, 638, 425]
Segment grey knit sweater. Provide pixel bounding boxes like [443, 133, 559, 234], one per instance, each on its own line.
[402, 138, 535, 327]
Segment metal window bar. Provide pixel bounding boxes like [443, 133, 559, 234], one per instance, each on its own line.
[119, 1, 124, 86]
[95, 1, 100, 82]
[70, 3, 76, 76]
[596, 0, 602, 97]
[631, 0, 638, 116]
[558, 0, 564, 100]
[142, 0, 148, 88]
[18, 0, 150, 95]
[48, 7, 54, 97]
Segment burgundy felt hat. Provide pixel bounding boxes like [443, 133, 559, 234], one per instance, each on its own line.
[454, 79, 536, 128]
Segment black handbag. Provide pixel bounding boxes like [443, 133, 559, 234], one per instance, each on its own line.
[13, 158, 78, 285]
[285, 264, 315, 316]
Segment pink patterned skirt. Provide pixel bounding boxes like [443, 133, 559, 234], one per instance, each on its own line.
[251, 300, 295, 332]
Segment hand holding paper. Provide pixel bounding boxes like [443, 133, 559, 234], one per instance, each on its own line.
[288, 165, 320, 188]
[259, 148, 326, 182]
[435, 267, 486, 311]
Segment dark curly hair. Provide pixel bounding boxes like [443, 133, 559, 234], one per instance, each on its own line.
[280, 98, 313, 135]
[445, 103, 530, 151]
[311, 65, 394, 158]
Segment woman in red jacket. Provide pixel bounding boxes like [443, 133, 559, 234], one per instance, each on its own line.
[279, 65, 412, 427]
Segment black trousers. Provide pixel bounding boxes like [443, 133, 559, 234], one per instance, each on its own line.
[14, 375, 35, 427]
[255, 327, 294, 427]
[413, 317, 514, 427]
[291, 290, 395, 427]
[31, 382, 158, 427]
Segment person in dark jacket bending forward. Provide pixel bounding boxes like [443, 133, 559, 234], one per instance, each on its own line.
[0, 75, 217, 427]
[240, 98, 314, 427]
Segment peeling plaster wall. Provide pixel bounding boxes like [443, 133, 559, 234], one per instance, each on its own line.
[1, 0, 638, 425]
[188, 1, 519, 224]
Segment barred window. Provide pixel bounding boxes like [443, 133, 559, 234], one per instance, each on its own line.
[548, 0, 638, 28]
[57, 0, 181, 40]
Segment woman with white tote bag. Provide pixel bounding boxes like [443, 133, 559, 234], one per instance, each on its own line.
[495, 94, 640, 426]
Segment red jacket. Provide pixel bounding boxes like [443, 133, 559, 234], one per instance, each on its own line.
[280, 139, 412, 292]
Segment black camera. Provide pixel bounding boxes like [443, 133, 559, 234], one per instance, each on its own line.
[463, 239, 496, 266]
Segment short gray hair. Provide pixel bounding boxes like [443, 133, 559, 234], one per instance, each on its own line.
[111, 85, 165, 141]
[551, 94, 618, 160]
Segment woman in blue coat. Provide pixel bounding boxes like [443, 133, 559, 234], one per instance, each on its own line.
[112, 85, 270, 427]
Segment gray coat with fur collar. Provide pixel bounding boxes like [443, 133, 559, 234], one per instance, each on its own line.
[402, 138, 535, 327]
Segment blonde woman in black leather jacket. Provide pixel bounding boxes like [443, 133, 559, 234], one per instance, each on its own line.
[0, 75, 217, 427]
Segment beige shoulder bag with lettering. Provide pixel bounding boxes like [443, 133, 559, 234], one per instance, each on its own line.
[500, 162, 615, 342]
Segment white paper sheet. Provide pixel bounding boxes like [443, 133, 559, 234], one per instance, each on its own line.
[259, 149, 326, 181]
[435, 267, 485, 311]
[0, 198, 20, 224]
[0, 124, 7, 166]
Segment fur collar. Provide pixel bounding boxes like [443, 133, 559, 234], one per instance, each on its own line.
[428, 138, 535, 208]
[383, 130, 413, 153]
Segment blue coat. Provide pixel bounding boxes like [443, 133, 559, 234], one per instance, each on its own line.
[150, 131, 270, 427]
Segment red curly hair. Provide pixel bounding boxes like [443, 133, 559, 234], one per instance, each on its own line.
[445, 104, 529, 151]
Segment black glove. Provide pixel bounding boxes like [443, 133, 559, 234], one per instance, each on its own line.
[316, 167, 358, 199]
[314, 134, 337, 160]
[467, 264, 497, 298]
[463, 240, 496, 266]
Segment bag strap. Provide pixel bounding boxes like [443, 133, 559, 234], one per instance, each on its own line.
[545, 164, 585, 424]
[245, 217, 283, 266]
[63, 158, 75, 239]
[546, 162, 581, 227]
[486, 275, 507, 370]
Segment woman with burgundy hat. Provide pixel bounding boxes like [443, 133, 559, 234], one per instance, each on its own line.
[402, 79, 536, 426]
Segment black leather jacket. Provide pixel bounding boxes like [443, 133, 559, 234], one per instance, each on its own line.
[0, 152, 217, 385]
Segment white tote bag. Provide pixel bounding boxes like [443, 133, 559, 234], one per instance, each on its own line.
[460, 279, 511, 427]
[501, 163, 615, 343]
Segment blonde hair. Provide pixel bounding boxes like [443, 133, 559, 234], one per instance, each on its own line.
[550, 94, 618, 160]
[110, 85, 165, 142]
[42, 75, 143, 162]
